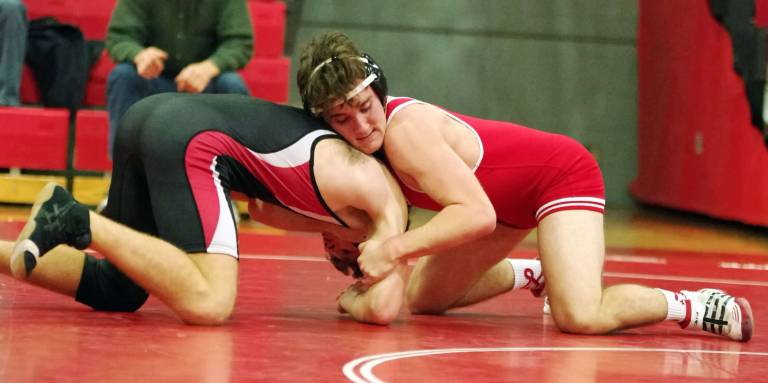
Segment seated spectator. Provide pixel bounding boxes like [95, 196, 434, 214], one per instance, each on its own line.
[105, 0, 253, 156]
[0, 0, 26, 106]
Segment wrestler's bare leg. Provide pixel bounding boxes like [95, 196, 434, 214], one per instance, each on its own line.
[10, 184, 238, 325]
[406, 224, 530, 313]
[87, 213, 238, 325]
[0, 239, 84, 296]
[538, 210, 668, 333]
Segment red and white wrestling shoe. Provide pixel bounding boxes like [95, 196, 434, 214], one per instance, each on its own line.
[680, 289, 753, 342]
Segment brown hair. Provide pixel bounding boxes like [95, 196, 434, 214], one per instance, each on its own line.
[297, 32, 367, 114]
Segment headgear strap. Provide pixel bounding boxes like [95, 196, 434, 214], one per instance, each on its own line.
[307, 56, 379, 115]
[304, 54, 387, 116]
[309, 57, 336, 79]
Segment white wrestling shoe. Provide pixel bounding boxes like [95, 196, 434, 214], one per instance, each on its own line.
[680, 289, 753, 342]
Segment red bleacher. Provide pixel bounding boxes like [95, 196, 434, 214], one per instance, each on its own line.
[3, 0, 289, 175]
[243, 57, 291, 104]
[251, 1, 286, 58]
[0, 107, 69, 170]
[73, 110, 110, 171]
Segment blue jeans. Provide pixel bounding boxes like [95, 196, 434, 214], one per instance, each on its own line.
[0, 0, 26, 106]
[106, 62, 250, 157]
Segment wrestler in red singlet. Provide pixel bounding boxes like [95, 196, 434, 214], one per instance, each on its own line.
[386, 96, 605, 229]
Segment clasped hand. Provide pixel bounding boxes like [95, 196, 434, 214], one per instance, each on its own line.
[323, 233, 399, 282]
[357, 238, 398, 283]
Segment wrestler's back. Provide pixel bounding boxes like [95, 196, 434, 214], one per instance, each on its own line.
[117, 93, 343, 225]
[128, 93, 327, 151]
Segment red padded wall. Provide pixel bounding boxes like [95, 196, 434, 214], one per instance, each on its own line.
[633, 0, 768, 227]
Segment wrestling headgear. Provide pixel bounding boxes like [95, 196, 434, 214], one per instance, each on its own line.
[302, 53, 388, 116]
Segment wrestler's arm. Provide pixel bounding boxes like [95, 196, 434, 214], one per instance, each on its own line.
[377, 105, 497, 261]
[335, 264, 407, 324]
[246, 198, 366, 242]
[314, 139, 409, 324]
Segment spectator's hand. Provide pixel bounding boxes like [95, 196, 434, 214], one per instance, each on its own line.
[175, 60, 220, 93]
[133, 47, 168, 79]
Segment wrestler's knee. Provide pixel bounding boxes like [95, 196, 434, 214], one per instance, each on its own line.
[405, 286, 449, 315]
[549, 298, 606, 335]
[175, 296, 235, 326]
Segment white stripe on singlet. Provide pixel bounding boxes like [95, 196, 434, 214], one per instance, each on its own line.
[206, 156, 239, 258]
[248, 129, 336, 168]
[535, 196, 606, 221]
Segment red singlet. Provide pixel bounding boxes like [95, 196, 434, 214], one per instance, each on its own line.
[386, 96, 605, 229]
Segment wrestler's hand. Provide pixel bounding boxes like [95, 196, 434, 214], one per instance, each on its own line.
[176, 60, 220, 93]
[357, 239, 398, 282]
[323, 232, 363, 278]
[336, 281, 368, 313]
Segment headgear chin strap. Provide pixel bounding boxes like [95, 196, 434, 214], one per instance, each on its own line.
[303, 53, 388, 116]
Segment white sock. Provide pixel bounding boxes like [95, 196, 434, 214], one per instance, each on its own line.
[508, 259, 543, 290]
[657, 288, 688, 323]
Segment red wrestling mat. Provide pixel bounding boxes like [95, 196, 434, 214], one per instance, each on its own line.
[0, 220, 766, 382]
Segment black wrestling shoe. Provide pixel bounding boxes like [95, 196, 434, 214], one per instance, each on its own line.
[10, 183, 91, 278]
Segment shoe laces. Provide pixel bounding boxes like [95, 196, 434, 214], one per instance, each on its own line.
[37, 200, 76, 235]
[698, 290, 735, 336]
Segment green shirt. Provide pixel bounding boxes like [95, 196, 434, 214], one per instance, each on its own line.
[106, 0, 254, 76]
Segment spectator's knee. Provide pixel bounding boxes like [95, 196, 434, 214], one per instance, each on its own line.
[213, 72, 249, 95]
[108, 63, 143, 86]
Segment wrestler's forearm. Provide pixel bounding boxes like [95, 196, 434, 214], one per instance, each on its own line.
[384, 203, 496, 261]
[339, 266, 406, 325]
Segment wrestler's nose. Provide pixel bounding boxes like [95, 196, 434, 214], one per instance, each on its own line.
[353, 113, 370, 133]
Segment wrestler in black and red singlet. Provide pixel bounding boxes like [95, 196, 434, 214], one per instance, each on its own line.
[104, 93, 346, 258]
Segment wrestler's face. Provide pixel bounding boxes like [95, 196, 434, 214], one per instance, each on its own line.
[323, 86, 387, 154]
